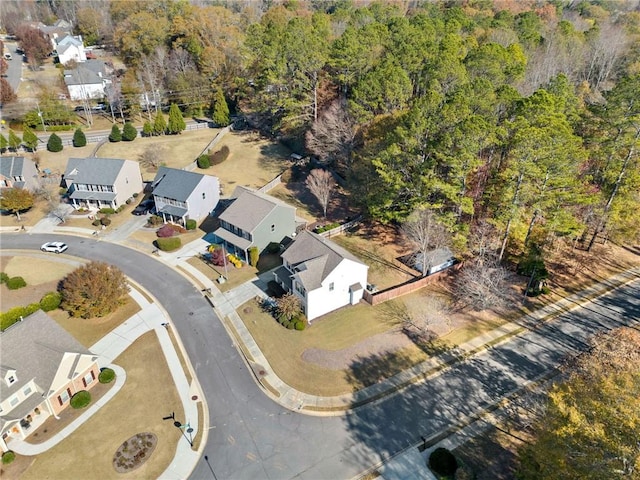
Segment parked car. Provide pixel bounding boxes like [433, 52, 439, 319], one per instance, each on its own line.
[41, 242, 68, 253]
[132, 198, 154, 216]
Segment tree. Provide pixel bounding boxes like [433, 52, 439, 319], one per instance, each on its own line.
[276, 292, 302, 321]
[306, 169, 335, 218]
[0, 188, 34, 220]
[22, 126, 39, 151]
[142, 121, 153, 137]
[167, 103, 186, 134]
[455, 258, 510, 311]
[72, 128, 87, 147]
[0, 78, 17, 105]
[122, 122, 138, 141]
[211, 89, 230, 126]
[16, 26, 51, 70]
[60, 262, 130, 319]
[518, 327, 640, 479]
[401, 208, 450, 276]
[47, 133, 63, 152]
[139, 145, 167, 171]
[153, 112, 167, 136]
[109, 124, 122, 142]
[0, 134, 7, 153]
[8, 130, 21, 151]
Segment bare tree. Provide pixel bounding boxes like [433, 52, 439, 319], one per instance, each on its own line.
[404, 294, 452, 340]
[306, 169, 335, 218]
[401, 208, 450, 276]
[305, 99, 359, 172]
[138, 145, 168, 171]
[36, 186, 69, 224]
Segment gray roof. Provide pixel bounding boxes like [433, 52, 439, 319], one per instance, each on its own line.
[0, 310, 93, 409]
[213, 227, 253, 251]
[0, 156, 26, 179]
[64, 157, 126, 185]
[63, 60, 106, 86]
[152, 167, 206, 202]
[282, 230, 366, 291]
[219, 186, 295, 234]
[157, 204, 188, 218]
[69, 190, 116, 202]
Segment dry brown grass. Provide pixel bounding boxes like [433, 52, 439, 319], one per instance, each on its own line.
[19, 331, 184, 480]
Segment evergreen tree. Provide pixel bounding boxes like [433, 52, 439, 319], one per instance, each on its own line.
[122, 122, 138, 141]
[72, 128, 87, 147]
[46, 133, 63, 152]
[22, 126, 39, 151]
[167, 104, 186, 134]
[211, 89, 230, 126]
[0, 133, 7, 153]
[153, 112, 167, 136]
[8, 130, 21, 151]
[109, 124, 122, 142]
[142, 121, 153, 137]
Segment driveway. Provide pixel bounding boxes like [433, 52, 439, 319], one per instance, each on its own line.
[2, 233, 638, 480]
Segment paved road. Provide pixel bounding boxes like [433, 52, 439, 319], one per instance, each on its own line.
[2, 233, 638, 480]
[2, 41, 22, 93]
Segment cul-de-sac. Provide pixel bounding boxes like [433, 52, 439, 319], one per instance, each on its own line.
[1, 1, 639, 479]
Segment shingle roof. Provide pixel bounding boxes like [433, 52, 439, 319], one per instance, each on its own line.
[219, 186, 295, 234]
[63, 60, 106, 86]
[0, 156, 26, 179]
[0, 310, 92, 405]
[281, 230, 366, 290]
[64, 157, 126, 185]
[152, 167, 207, 202]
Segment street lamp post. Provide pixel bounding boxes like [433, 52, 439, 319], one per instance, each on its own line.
[36, 102, 47, 132]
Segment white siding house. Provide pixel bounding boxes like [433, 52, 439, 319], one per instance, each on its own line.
[56, 35, 86, 64]
[274, 231, 368, 322]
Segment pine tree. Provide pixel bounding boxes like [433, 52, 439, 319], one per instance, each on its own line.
[142, 121, 153, 137]
[8, 129, 21, 151]
[211, 89, 230, 126]
[47, 133, 63, 152]
[0, 133, 7, 153]
[153, 112, 167, 136]
[122, 122, 138, 141]
[22, 126, 39, 151]
[167, 104, 186, 134]
[72, 128, 87, 147]
[109, 124, 122, 142]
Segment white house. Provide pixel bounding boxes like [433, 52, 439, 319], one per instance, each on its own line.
[56, 35, 86, 64]
[64, 60, 110, 100]
[151, 167, 220, 225]
[274, 230, 369, 322]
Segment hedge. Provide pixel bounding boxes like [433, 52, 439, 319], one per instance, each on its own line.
[99, 207, 116, 215]
[99, 367, 116, 384]
[40, 291, 62, 311]
[156, 237, 182, 251]
[6, 276, 26, 290]
[2, 451, 16, 465]
[70, 390, 92, 409]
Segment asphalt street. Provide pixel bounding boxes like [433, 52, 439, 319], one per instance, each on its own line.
[2, 41, 22, 93]
[2, 233, 638, 480]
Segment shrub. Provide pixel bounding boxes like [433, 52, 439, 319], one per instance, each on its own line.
[99, 207, 116, 215]
[148, 215, 163, 226]
[70, 390, 91, 409]
[40, 291, 62, 311]
[266, 242, 281, 254]
[429, 447, 458, 477]
[132, 192, 139, 198]
[286, 321, 295, 329]
[210, 145, 230, 165]
[295, 321, 306, 330]
[126, 198, 132, 205]
[248, 246, 259, 268]
[100, 216, 111, 226]
[142, 121, 153, 137]
[185, 219, 197, 230]
[2, 451, 16, 465]
[1, 303, 40, 331]
[6, 276, 26, 290]
[0, 272, 9, 283]
[197, 154, 211, 169]
[47, 133, 63, 152]
[156, 237, 182, 251]
[109, 124, 122, 142]
[122, 122, 138, 141]
[315, 222, 340, 233]
[99, 367, 115, 384]
[157, 224, 176, 238]
[92, 219, 101, 226]
[72, 128, 87, 147]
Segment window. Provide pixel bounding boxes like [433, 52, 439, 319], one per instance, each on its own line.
[23, 386, 32, 396]
[10, 396, 19, 407]
[83, 371, 94, 387]
[7, 375, 16, 385]
[58, 389, 70, 405]
[202, 192, 206, 199]
[271, 224, 275, 232]
[329, 282, 334, 292]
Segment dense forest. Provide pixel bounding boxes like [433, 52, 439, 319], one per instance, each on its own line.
[2, 0, 640, 261]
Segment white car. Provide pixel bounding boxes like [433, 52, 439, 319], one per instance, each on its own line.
[41, 242, 68, 254]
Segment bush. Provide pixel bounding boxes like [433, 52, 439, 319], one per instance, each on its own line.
[72, 128, 87, 147]
[100, 216, 111, 226]
[99, 367, 115, 384]
[248, 246, 259, 268]
[295, 321, 306, 330]
[99, 207, 116, 215]
[148, 215, 163, 226]
[47, 133, 63, 152]
[122, 122, 138, 141]
[156, 224, 176, 238]
[197, 154, 211, 169]
[40, 291, 62, 311]
[286, 321, 295, 329]
[1, 303, 40, 331]
[92, 219, 101, 226]
[266, 242, 281, 254]
[133, 192, 139, 198]
[210, 145, 230, 165]
[156, 237, 182, 251]
[2, 451, 16, 465]
[186, 219, 197, 230]
[70, 390, 91, 409]
[0, 272, 9, 283]
[429, 447, 458, 477]
[109, 124, 122, 142]
[315, 222, 340, 233]
[6, 276, 26, 290]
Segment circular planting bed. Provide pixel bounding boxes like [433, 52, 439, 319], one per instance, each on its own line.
[112, 432, 157, 473]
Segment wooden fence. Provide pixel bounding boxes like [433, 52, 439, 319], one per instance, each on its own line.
[318, 215, 362, 238]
